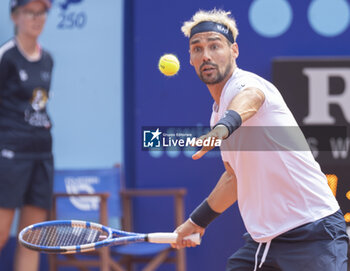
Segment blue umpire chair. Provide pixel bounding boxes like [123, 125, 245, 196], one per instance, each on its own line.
[50, 166, 188, 271]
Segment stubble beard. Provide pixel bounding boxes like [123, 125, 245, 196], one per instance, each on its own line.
[198, 61, 233, 85]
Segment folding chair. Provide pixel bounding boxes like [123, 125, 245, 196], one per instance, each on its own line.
[49, 192, 112, 271]
[111, 188, 187, 271]
[50, 167, 123, 271]
[50, 166, 188, 271]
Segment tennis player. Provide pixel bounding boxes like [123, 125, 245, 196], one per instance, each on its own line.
[172, 9, 349, 271]
[0, 1, 53, 270]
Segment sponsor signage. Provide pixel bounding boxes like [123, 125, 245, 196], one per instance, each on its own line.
[273, 59, 350, 219]
[273, 59, 350, 166]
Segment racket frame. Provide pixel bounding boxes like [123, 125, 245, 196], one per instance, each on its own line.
[19, 220, 200, 254]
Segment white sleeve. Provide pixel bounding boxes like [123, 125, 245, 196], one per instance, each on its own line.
[219, 140, 231, 163]
[223, 75, 269, 114]
[233, 76, 266, 94]
[220, 151, 229, 163]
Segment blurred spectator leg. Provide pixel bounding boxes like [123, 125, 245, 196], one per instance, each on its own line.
[0, 208, 15, 251]
[14, 205, 48, 271]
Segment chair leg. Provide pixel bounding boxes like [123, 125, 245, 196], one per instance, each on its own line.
[176, 249, 186, 271]
[126, 259, 134, 271]
[142, 249, 171, 271]
[100, 247, 111, 271]
[109, 257, 127, 271]
[49, 254, 57, 271]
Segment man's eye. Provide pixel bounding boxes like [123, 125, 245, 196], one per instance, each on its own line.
[193, 47, 202, 52]
[211, 44, 218, 50]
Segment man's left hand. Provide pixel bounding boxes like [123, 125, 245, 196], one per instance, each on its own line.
[192, 125, 228, 160]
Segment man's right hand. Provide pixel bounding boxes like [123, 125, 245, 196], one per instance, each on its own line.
[171, 219, 205, 249]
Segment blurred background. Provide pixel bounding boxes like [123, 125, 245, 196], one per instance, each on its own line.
[0, 0, 349, 270]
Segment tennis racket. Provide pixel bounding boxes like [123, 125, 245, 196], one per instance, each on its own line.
[18, 220, 201, 254]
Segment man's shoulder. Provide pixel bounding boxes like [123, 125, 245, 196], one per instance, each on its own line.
[229, 68, 267, 91]
[234, 68, 263, 82]
[0, 39, 17, 63]
[41, 48, 54, 65]
[226, 69, 257, 91]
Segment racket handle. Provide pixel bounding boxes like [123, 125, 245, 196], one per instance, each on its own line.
[147, 232, 201, 245]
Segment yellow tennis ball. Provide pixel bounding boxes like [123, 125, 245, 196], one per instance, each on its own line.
[158, 54, 180, 76]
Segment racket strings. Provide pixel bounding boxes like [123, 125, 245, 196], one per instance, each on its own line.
[24, 225, 102, 247]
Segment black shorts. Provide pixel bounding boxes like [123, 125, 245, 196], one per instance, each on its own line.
[0, 153, 54, 210]
[226, 210, 349, 271]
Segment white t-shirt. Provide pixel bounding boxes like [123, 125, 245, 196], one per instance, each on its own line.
[210, 68, 339, 243]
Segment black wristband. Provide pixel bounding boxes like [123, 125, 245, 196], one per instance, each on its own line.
[213, 110, 242, 138]
[190, 199, 221, 228]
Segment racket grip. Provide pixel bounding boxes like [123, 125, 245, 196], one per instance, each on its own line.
[147, 233, 201, 245]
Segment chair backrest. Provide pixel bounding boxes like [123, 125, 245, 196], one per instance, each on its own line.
[53, 166, 122, 229]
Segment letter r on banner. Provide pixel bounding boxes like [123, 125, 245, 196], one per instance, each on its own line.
[303, 68, 350, 124]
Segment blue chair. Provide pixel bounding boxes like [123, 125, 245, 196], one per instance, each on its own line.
[50, 166, 188, 271]
[112, 188, 187, 271]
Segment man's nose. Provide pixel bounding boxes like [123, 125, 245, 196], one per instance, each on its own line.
[202, 48, 211, 62]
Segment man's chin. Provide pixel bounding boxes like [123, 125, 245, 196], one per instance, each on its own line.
[199, 76, 221, 85]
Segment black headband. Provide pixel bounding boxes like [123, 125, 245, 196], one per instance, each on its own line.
[190, 21, 235, 43]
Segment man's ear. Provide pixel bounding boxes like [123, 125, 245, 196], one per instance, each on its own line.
[11, 12, 18, 24]
[231, 42, 239, 58]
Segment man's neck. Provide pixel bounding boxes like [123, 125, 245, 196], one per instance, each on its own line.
[207, 66, 236, 105]
[16, 34, 40, 60]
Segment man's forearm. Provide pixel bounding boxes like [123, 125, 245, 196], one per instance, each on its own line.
[207, 170, 237, 213]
